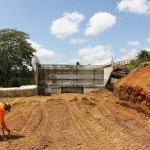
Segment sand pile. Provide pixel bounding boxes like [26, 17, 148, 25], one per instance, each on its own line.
[114, 65, 150, 116]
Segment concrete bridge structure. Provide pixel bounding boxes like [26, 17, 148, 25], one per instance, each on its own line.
[34, 56, 104, 95]
[111, 59, 131, 79]
[113, 59, 131, 67]
[34, 56, 131, 95]
[105, 59, 131, 90]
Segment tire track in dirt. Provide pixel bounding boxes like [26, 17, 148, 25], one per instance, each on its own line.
[67, 100, 115, 150]
[87, 91, 150, 149]
[0, 91, 150, 150]
[44, 99, 71, 150]
[30, 100, 55, 150]
[0, 102, 38, 150]
[96, 103, 150, 149]
[69, 96, 150, 150]
[65, 102, 98, 150]
[8, 101, 59, 150]
[96, 105, 145, 149]
[97, 99, 150, 150]
[14, 99, 86, 150]
[5, 101, 41, 150]
[43, 99, 88, 150]
[5, 102, 37, 132]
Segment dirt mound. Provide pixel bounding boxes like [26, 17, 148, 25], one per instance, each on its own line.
[114, 65, 150, 116]
[0, 91, 150, 150]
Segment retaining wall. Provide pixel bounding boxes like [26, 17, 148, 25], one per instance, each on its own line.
[0, 85, 38, 97]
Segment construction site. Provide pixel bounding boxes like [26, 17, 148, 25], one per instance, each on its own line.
[0, 58, 150, 150]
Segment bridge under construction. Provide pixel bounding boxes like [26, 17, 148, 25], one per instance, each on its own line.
[34, 56, 130, 95]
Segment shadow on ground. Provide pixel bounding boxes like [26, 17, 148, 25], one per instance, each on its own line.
[0, 134, 25, 142]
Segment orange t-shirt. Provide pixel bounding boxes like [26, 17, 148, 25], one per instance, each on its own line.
[0, 102, 7, 129]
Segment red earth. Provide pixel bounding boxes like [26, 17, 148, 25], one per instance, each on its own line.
[114, 65, 150, 116]
[0, 90, 150, 150]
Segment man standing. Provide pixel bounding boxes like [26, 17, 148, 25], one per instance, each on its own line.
[0, 102, 11, 136]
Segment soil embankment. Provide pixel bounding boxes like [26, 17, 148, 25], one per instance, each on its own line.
[0, 90, 150, 150]
[114, 65, 150, 116]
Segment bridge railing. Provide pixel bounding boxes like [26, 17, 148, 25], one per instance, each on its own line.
[113, 58, 132, 67]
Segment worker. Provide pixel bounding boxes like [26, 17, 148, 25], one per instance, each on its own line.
[0, 102, 11, 136]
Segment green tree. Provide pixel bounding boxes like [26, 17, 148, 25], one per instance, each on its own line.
[128, 59, 141, 70]
[137, 50, 150, 62]
[128, 50, 150, 71]
[0, 28, 36, 87]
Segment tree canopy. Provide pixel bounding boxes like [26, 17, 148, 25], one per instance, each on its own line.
[137, 50, 150, 62]
[129, 50, 150, 70]
[0, 28, 36, 87]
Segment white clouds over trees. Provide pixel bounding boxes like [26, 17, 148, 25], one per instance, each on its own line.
[119, 49, 138, 60]
[27, 40, 55, 61]
[117, 0, 150, 14]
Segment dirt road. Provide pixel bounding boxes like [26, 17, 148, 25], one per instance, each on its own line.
[0, 90, 150, 150]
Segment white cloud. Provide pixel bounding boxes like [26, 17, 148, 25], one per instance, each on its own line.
[144, 47, 150, 51]
[119, 49, 138, 60]
[27, 40, 55, 61]
[127, 40, 140, 47]
[93, 57, 113, 65]
[85, 12, 116, 36]
[147, 38, 150, 43]
[50, 12, 84, 38]
[36, 48, 55, 59]
[120, 48, 127, 52]
[75, 45, 114, 65]
[67, 58, 81, 64]
[69, 38, 87, 44]
[117, 0, 150, 14]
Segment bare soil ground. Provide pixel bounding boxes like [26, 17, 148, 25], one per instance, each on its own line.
[0, 90, 150, 150]
[114, 65, 150, 112]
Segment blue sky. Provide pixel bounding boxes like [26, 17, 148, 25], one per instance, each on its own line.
[0, 0, 150, 65]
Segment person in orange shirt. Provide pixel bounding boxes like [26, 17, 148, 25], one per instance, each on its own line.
[0, 102, 11, 136]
